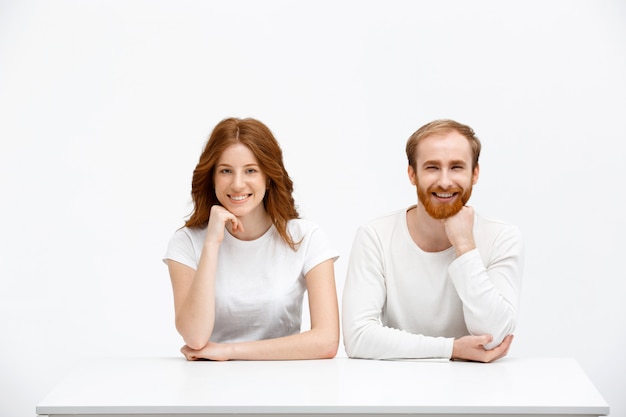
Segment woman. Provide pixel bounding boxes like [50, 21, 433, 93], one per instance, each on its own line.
[164, 117, 339, 361]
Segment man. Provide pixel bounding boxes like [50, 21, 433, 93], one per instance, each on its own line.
[342, 119, 523, 362]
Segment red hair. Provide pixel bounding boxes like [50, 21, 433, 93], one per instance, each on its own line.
[406, 119, 481, 171]
[184, 118, 300, 250]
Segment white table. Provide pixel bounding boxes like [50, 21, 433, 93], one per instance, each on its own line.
[36, 356, 609, 416]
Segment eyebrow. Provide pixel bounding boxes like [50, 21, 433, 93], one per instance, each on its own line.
[421, 159, 467, 167]
[449, 159, 467, 166]
[216, 163, 260, 168]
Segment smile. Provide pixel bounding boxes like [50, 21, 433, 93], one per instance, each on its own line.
[433, 192, 456, 198]
[229, 194, 251, 201]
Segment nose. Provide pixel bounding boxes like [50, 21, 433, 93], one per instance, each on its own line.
[438, 169, 454, 188]
[232, 172, 245, 190]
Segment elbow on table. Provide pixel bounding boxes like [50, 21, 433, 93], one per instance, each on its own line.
[343, 343, 360, 359]
[318, 342, 339, 359]
[313, 331, 340, 359]
[341, 317, 383, 359]
[343, 341, 377, 359]
[342, 328, 371, 359]
[177, 324, 211, 351]
[184, 338, 209, 351]
[482, 316, 517, 350]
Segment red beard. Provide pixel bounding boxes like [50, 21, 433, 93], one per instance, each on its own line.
[417, 183, 473, 219]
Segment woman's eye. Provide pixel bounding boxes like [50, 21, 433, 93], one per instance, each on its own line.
[246, 169, 257, 174]
[220, 169, 231, 174]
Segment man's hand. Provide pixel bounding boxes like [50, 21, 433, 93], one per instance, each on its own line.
[451, 334, 514, 363]
[443, 206, 476, 257]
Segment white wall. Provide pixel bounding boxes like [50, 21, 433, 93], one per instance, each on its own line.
[1, 0, 624, 415]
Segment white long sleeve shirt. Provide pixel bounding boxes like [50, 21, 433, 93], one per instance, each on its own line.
[342, 206, 524, 359]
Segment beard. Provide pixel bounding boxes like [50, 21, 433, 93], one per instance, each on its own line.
[417, 182, 473, 219]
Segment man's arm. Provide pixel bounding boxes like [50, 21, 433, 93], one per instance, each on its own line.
[448, 220, 524, 350]
[342, 225, 453, 360]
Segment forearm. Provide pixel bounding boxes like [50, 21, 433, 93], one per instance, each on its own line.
[174, 244, 219, 349]
[230, 327, 339, 360]
[185, 326, 339, 361]
[449, 249, 521, 348]
[343, 319, 453, 360]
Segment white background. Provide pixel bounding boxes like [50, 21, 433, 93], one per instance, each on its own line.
[1, 1, 625, 416]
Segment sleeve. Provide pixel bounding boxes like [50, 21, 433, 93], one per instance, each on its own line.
[162, 228, 199, 270]
[300, 224, 340, 277]
[448, 224, 524, 350]
[342, 225, 453, 360]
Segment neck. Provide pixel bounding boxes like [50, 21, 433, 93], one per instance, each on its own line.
[406, 205, 451, 252]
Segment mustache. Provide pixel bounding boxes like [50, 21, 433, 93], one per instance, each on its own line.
[427, 186, 464, 194]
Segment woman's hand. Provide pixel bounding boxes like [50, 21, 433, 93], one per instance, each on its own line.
[205, 205, 244, 245]
[181, 342, 231, 361]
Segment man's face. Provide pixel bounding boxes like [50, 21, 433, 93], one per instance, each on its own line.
[408, 130, 479, 220]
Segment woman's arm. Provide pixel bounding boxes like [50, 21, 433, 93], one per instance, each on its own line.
[168, 241, 219, 350]
[169, 206, 244, 350]
[180, 259, 340, 361]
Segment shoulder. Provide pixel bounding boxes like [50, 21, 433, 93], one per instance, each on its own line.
[474, 212, 523, 247]
[285, 218, 326, 240]
[164, 226, 208, 269]
[348, 208, 408, 252]
[166, 226, 208, 254]
[475, 213, 520, 234]
[358, 208, 407, 236]
[285, 218, 339, 262]
[287, 218, 319, 232]
[171, 226, 207, 244]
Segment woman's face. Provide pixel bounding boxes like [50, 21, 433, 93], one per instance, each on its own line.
[214, 143, 268, 221]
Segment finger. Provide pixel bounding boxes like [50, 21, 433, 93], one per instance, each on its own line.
[479, 334, 494, 348]
[231, 217, 244, 233]
[499, 334, 514, 350]
[180, 346, 190, 360]
[490, 345, 510, 362]
[486, 336, 513, 362]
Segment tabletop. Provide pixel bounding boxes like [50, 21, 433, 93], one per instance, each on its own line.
[36, 356, 610, 416]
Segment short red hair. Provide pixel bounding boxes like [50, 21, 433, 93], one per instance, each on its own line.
[406, 119, 481, 171]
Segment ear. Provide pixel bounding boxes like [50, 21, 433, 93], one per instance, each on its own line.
[472, 163, 480, 185]
[407, 165, 417, 186]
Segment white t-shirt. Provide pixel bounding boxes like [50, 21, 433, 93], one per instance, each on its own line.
[342, 206, 524, 359]
[164, 219, 338, 344]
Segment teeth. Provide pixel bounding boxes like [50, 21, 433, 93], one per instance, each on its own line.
[231, 195, 248, 201]
[435, 193, 454, 198]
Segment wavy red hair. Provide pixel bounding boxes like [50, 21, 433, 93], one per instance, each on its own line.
[184, 117, 300, 250]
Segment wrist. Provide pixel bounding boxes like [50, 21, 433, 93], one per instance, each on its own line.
[202, 240, 222, 252]
[221, 343, 236, 361]
[454, 240, 475, 257]
[451, 338, 459, 360]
